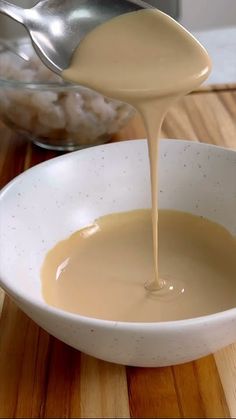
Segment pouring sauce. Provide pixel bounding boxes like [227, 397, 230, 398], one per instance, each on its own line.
[40, 9, 236, 322]
[62, 8, 210, 290]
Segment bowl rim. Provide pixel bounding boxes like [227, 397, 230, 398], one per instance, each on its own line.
[0, 138, 236, 330]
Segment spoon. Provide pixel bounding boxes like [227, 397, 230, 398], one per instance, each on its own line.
[0, 0, 153, 74]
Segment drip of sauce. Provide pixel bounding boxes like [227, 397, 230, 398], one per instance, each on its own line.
[41, 210, 236, 322]
[62, 9, 211, 290]
[40, 9, 225, 322]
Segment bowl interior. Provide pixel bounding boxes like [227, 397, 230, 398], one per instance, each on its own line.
[0, 139, 236, 309]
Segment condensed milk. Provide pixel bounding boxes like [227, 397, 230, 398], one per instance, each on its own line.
[40, 9, 236, 322]
[41, 210, 236, 322]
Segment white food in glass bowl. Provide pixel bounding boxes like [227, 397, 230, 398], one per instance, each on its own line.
[0, 41, 134, 148]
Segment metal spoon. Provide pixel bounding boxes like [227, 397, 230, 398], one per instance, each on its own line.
[0, 0, 153, 75]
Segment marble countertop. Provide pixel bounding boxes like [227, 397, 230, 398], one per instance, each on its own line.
[193, 26, 236, 86]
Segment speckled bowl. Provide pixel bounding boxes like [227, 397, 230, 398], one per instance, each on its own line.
[0, 139, 236, 367]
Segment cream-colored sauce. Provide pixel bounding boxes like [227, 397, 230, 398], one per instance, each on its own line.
[41, 9, 220, 322]
[41, 210, 236, 322]
[62, 9, 211, 290]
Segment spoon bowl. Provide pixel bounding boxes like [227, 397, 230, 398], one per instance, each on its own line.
[0, 0, 153, 74]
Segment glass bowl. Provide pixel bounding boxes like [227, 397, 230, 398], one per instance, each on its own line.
[0, 38, 134, 151]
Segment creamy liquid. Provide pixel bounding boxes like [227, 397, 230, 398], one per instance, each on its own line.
[41, 9, 218, 321]
[62, 9, 211, 289]
[41, 210, 236, 322]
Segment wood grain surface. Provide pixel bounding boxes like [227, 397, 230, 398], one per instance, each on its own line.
[0, 87, 236, 418]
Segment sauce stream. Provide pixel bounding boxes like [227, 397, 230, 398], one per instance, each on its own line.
[40, 9, 232, 323]
[62, 9, 211, 290]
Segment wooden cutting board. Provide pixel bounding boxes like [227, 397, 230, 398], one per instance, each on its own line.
[0, 86, 236, 418]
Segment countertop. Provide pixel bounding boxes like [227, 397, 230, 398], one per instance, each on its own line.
[0, 85, 236, 418]
[194, 26, 236, 86]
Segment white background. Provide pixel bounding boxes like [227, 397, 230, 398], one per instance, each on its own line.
[181, 0, 236, 30]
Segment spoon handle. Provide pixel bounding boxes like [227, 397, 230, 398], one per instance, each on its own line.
[0, 0, 25, 24]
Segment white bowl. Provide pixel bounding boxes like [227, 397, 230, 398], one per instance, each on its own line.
[0, 139, 236, 367]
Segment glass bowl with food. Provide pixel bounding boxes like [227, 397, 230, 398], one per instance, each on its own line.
[0, 38, 134, 151]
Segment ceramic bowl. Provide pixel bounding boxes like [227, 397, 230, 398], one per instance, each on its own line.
[0, 139, 236, 367]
